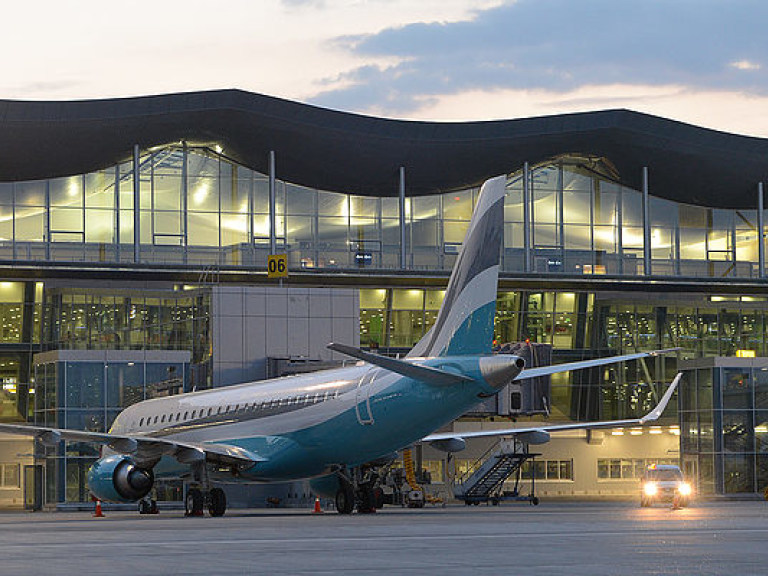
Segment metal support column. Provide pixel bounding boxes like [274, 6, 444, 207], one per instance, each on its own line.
[399, 166, 406, 269]
[133, 144, 141, 263]
[523, 162, 531, 272]
[642, 166, 651, 275]
[181, 142, 188, 264]
[759, 182, 765, 278]
[269, 150, 276, 255]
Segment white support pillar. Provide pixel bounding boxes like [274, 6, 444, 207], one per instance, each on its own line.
[133, 144, 141, 263]
[759, 182, 765, 279]
[399, 166, 407, 269]
[269, 150, 276, 255]
[642, 166, 651, 276]
[523, 162, 531, 272]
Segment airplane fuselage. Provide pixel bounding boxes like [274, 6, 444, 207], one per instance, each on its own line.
[109, 356, 495, 482]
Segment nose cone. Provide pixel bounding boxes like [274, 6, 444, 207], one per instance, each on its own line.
[479, 355, 525, 389]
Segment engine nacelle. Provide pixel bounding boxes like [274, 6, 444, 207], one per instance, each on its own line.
[87, 455, 154, 503]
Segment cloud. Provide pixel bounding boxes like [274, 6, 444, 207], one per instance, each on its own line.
[310, 0, 768, 115]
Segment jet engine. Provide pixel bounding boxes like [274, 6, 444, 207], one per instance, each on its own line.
[87, 455, 154, 503]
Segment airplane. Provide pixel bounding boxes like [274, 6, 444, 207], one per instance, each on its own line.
[0, 175, 680, 516]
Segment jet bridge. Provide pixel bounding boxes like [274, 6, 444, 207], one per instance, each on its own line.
[453, 438, 539, 505]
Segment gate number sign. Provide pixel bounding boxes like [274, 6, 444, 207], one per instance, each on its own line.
[267, 254, 288, 278]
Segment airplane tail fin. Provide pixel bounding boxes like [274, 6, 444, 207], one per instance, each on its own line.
[407, 175, 506, 358]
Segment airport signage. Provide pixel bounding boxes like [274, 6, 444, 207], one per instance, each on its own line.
[267, 254, 288, 278]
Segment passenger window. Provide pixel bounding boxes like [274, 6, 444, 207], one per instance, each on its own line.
[217, 406, 222, 414]
[184, 412, 189, 420]
[154, 415, 159, 424]
[139, 418, 144, 427]
[176, 413, 181, 422]
[234, 404, 239, 411]
[208, 408, 213, 416]
[161, 414, 166, 423]
[191, 410, 197, 419]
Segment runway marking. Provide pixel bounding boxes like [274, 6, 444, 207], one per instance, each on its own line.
[2, 526, 767, 551]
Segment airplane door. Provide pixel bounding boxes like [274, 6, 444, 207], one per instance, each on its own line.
[355, 369, 378, 425]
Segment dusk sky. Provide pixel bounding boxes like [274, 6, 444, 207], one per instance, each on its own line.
[3, 0, 767, 135]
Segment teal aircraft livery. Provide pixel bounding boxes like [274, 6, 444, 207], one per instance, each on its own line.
[0, 175, 680, 515]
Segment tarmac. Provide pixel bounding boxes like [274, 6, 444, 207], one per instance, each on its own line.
[3, 500, 768, 575]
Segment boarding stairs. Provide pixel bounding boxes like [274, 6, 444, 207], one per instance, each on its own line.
[454, 438, 538, 505]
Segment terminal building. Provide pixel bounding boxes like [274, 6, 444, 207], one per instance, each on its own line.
[0, 89, 767, 507]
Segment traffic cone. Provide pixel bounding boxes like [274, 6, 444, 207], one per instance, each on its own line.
[312, 497, 323, 514]
[93, 499, 105, 518]
[671, 494, 681, 510]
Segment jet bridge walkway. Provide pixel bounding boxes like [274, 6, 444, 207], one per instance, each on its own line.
[453, 438, 539, 505]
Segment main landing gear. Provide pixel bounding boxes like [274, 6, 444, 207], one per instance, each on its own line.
[185, 486, 227, 517]
[334, 466, 385, 515]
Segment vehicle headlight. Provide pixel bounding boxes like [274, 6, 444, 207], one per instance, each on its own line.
[678, 483, 692, 496]
[643, 482, 658, 496]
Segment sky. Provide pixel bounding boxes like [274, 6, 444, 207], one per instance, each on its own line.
[2, 0, 767, 136]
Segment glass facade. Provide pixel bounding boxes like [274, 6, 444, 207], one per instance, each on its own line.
[0, 147, 763, 279]
[34, 353, 190, 505]
[679, 361, 768, 495]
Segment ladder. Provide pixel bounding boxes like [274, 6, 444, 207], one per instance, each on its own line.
[454, 438, 538, 505]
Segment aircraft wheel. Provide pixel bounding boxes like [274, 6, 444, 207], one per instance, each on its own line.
[185, 488, 204, 517]
[208, 488, 227, 517]
[531, 497, 540, 506]
[335, 484, 355, 514]
[373, 487, 385, 510]
[138, 499, 151, 515]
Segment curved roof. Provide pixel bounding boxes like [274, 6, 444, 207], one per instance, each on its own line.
[1, 89, 767, 208]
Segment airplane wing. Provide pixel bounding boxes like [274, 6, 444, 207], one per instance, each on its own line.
[423, 372, 681, 445]
[0, 423, 265, 468]
[514, 349, 680, 380]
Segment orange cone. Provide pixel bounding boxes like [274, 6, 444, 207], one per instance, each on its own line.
[93, 499, 105, 518]
[312, 497, 323, 514]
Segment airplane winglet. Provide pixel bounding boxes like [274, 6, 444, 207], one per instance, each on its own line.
[327, 342, 475, 386]
[639, 372, 682, 423]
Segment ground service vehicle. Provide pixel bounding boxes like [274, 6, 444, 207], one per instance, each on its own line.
[640, 464, 692, 507]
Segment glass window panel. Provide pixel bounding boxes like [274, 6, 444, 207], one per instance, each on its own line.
[532, 165, 559, 191]
[593, 225, 616, 252]
[594, 184, 618, 226]
[119, 210, 134, 245]
[411, 196, 438, 220]
[680, 229, 707, 260]
[118, 167, 134, 211]
[153, 211, 181, 236]
[533, 224, 558, 247]
[221, 213, 248, 246]
[14, 181, 46, 206]
[49, 176, 82, 208]
[286, 216, 313, 244]
[85, 209, 114, 243]
[724, 453, 755, 493]
[382, 197, 400, 219]
[754, 369, 768, 410]
[443, 221, 469, 244]
[221, 167, 248, 214]
[532, 189, 557, 224]
[51, 207, 83, 232]
[622, 189, 643, 226]
[622, 226, 644, 249]
[564, 225, 591, 250]
[651, 228, 675, 259]
[425, 290, 446, 310]
[563, 190, 591, 224]
[0, 183, 11, 204]
[153, 175, 182, 211]
[85, 170, 116, 209]
[350, 217, 379, 242]
[65, 362, 104, 409]
[723, 411, 754, 452]
[317, 217, 347, 244]
[679, 204, 708, 228]
[392, 289, 423, 310]
[723, 369, 751, 409]
[350, 196, 379, 219]
[650, 197, 678, 228]
[286, 184, 316, 216]
[504, 185, 525, 222]
[106, 363, 144, 408]
[145, 364, 184, 399]
[360, 289, 388, 309]
[14, 207, 44, 241]
[442, 190, 473, 221]
[188, 212, 219, 247]
[563, 168, 590, 191]
[153, 148, 185, 176]
[253, 213, 271, 239]
[189, 177, 219, 212]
